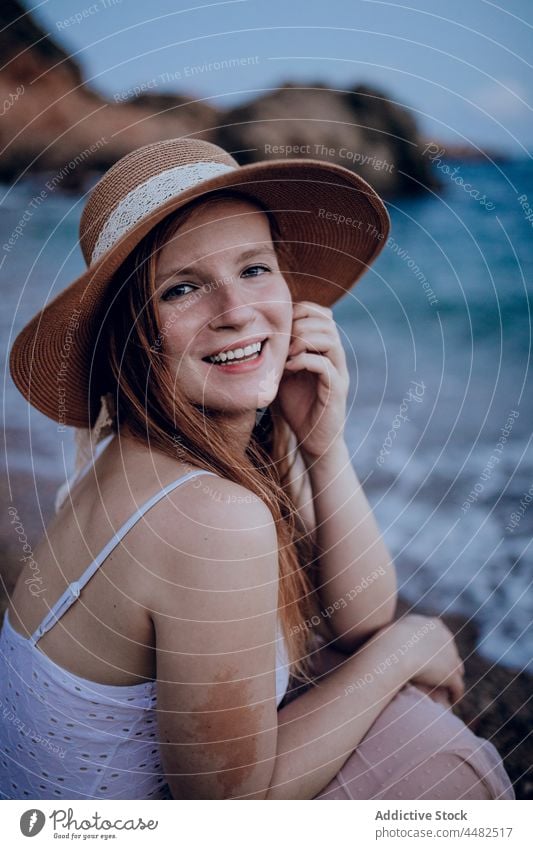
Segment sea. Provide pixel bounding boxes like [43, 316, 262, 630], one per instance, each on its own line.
[1, 157, 532, 673]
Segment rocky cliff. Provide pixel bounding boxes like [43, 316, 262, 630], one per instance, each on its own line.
[217, 82, 438, 195]
[0, 1, 217, 186]
[1, 0, 439, 195]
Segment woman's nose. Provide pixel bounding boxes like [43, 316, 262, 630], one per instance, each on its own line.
[208, 279, 256, 328]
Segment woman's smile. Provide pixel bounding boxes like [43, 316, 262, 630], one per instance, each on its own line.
[202, 337, 268, 373]
[155, 195, 293, 414]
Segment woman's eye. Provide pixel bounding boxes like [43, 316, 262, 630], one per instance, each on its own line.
[161, 265, 270, 300]
[242, 264, 270, 277]
[161, 283, 196, 301]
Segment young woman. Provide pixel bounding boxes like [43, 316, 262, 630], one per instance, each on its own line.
[2, 138, 514, 800]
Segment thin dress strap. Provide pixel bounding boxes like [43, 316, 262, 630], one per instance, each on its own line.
[30, 469, 218, 646]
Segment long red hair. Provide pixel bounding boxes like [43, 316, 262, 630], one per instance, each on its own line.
[97, 189, 322, 686]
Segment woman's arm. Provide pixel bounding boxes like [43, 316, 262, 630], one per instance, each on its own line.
[294, 437, 397, 653]
[278, 301, 397, 653]
[146, 475, 462, 801]
[290, 440, 396, 652]
[265, 614, 464, 800]
[147, 478, 281, 800]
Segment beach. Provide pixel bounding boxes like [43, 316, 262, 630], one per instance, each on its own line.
[1, 155, 532, 798]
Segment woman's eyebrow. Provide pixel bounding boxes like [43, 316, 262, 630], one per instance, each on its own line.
[155, 246, 278, 282]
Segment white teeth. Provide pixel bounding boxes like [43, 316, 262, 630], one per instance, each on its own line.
[208, 340, 263, 364]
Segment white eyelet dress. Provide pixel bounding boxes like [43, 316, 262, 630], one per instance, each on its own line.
[0, 468, 291, 800]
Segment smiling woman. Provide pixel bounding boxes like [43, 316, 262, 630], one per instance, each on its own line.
[149, 193, 294, 414]
[2, 138, 514, 801]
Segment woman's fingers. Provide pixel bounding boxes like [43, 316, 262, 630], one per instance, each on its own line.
[289, 326, 337, 353]
[283, 351, 336, 386]
[445, 649, 465, 705]
[411, 681, 453, 708]
[292, 300, 334, 321]
[285, 345, 349, 389]
[289, 306, 349, 379]
[288, 330, 335, 356]
[447, 672, 465, 706]
[288, 332, 347, 376]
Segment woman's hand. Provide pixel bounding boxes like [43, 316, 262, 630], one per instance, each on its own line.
[277, 300, 350, 460]
[393, 614, 465, 706]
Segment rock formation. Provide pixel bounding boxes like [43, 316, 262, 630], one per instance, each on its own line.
[218, 82, 439, 195]
[0, 1, 216, 187]
[1, 1, 440, 196]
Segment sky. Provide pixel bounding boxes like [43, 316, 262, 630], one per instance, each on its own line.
[21, 0, 533, 155]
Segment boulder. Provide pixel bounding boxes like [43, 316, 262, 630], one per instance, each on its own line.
[217, 82, 440, 196]
[0, 1, 217, 187]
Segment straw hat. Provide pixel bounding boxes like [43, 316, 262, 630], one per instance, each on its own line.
[9, 137, 390, 429]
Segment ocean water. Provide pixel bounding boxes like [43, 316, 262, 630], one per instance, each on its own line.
[2, 158, 532, 672]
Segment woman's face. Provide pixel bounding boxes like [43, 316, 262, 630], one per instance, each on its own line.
[154, 197, 293, 413]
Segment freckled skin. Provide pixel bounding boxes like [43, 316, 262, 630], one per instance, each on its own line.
[161, 666, 268, 799]
[150, 197, 288, 797]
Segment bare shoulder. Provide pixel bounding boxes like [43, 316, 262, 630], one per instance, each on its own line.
[141, 471, 279, 610]
[149, 470, 277, 539]
[145, 473, 280, 799]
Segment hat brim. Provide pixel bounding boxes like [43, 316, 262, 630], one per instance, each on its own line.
[10, 157, 390, 428]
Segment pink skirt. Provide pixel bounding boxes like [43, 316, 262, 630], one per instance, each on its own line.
[288, 643, 515, 800]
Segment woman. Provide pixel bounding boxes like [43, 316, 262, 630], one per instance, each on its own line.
[1, 138, 514, 800]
